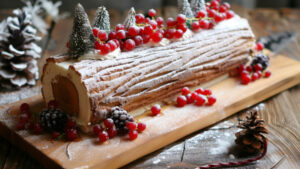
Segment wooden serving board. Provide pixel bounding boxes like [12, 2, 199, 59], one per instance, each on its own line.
[1, 53, 300, 169]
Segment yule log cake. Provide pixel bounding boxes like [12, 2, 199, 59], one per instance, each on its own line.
[42, 2, 255, 132]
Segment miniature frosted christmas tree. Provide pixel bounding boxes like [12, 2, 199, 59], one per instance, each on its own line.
[93, 6, 110, 33]
[69, 3, 95, 59]
[178, 0, 194, 18]
[123, 7, 136, 30]
[0, 9, 41, 90]
[190, 0, 206, 16]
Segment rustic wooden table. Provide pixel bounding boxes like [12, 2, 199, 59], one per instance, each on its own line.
[0, 5, 300, 169]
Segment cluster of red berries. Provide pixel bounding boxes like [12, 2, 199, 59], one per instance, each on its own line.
[93, 28, 120, 55]
[177, 87, 217, 107]
[163, 14, 188, 40]
[238, 64, 271, 85]
[93, 118, 146, 142]
[16, 103, 42, 134]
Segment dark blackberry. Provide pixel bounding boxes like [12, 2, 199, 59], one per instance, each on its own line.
[108, 107, 134, 132]
[39, 108, 68, 132]
[251, 53, 269, 71]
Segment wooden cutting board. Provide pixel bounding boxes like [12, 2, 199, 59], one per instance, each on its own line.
[1, 53, 300, 169]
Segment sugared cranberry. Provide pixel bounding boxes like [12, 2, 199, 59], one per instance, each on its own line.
[210, 0, 220, 8]
[128, 26, 140, 36]
[116, 30, 126, 40]
[186, 93, 194, 104]
[52, 132, 60, 139]
[98, 131, 109, 142]
[20, 103, 30, 113]
[156, 17, 164, 27]
[148, 9, 156, 17]
[107, 127, 117, 138]
[144, 25, 153, 35]
[149, 20, 158, 29]
[97, 30, 108, 41]
[128, 130, 138, 140]
[93, 124, 103, 135]
[177, 24, 187, 33]
[226, 10, 235, 19]
[135, 13, 145, 24]
[166, 18, 177, 27]
[197, 10, 206, 18]
[67, 119, 76, 129]
[195, 94, 206, 106]
[174, 29, 184, 39]
[219, 5, 228, 13]
[48, 100, 58, 109]
[107, 40, 118, 51]
[116, 24, 125, 31]
[177, 95, 187, 107]
[151, 104, 161, 116]
[214, 14, 223, 23]
[126, 121, 137, 131]
[124, 39, 136, 51]
[191, 21, 200, 31]
[137, 123, 146, 133]
[181, 87, 190, 95]
[133, 35, 143, 46]
[203, 89, 212, 96]
[177, 14, 186, 25]
[256, 42, 264, 51]
[264, 71, 272, 78]
[104, 118, 114, 129]
[151, 32, 163, 43]
[145, 17, 151, 24]
[207, 96, 217, 106]
[223, 2, 231, 10]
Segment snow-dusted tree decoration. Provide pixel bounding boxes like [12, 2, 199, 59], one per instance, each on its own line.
[123, 7, 136, 30]
[93, 6, 110, 33]
[191, 0, 206, 16]
[0, 9, 41, 90]
[178, 0, 194, 18]
[69, 4, 95, 59]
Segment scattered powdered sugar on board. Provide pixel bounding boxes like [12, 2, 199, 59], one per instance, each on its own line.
[210, 138, 233, 155]
[153, 159, 161, 164]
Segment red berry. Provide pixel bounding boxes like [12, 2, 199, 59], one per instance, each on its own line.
[254, 64, 263, 71]
[104, 118, 114, 129]
[199, 20, 209, 29]
[241, 75, 251, 85]
[98, 131, 109, 142]
[113, 39, 120, 47]
[240, 70, 249, 76]
[177, 95, 187, 107]
[197, 10, 206, 18]
[246, 66, 253, 72]
[97, 30, 108, 41]
[203, 89, 212, 96]
[166, 18, 177, 27]
[174, 29, 184, 39]
[133, 35, 143, 46]
[116, 30, 126, 40]
[128, 26, 140, 36]
[19, 113, 30, 123]
[165, 29, 175, 39]
[219, 5, 228, 13]
[34, 124, 43, 134]
[142, 34, 151, 44]
[135, 13, 145, 24]
[137, 123, 146, 133]
[92, 28, 99, 37]
[211, 0, 220, 8]
[157, 29, 165, 35]
[52, 132, 60, 139]
[207, 96, 217, 106]
[144, 25, 153, 35]
[151, 32, 163, 43]
[128, 130, 138, 140]
[223, 2, 231, 10]
[107, 40, 117, 51]
[256, 71, 262, 78]
[214, 14, 223, 23]
[148, 9, 156, 17]
[195, 88, 204, 94]
[67, 119, 76, 129]
[156, 17, 164, 27]
[100, 44, 111, 55]
[93, 124, 103, 135]
[48, 100, 58, 109]
[108, 31, 117, 40]
[195, 94, 206, 106]
[252, 72, 259, 81]
[149, 20, 158, 29]
[124, 39, 136, 51]
[177, 14, 186, 25]
[94, 41, 102, 50]
[107, 127, 117, 138]
[186, 93, 194, 104]
[208, 22, 214, 29]
[145, 17, 151, 24]
[16, 120, 25, 130]
[116, 24, 125, 31]
[177, 24, 187, 33]
[67, 129, 78, 141]
[208, 9, 217, 18]
[191, 92, 198, 100]
[181, 87, 190, 95]
[238, 65, 246, 73]
[191, 21, 200, 31]
[226, 10, 235, 19]
[151, 104, 161, 116]
[264, 71, 272, 78]
[20, 103, 30, 113]
[256, 42, 264, 51]
[126, 121, 137, 131]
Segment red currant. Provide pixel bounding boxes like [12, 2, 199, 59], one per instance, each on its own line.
[107, 40, 117, 51]
[186, 93, 194, 104]
[219, 5, 228, 13]
[148, 9, 156, 17]
[195, 94, 206, 106]
[208, 9, 217, 18]
[116, 30, 126, 40]
[165, 29, 176, 39]
[254, 64, 263, 71]
[191, 92, 198, 101]
[203, 89, 212, 96]
[191, 21, 200, 31]
[52, 132, 60, 139]
[67, 129, 78, 141]
[128, 26, 140, 36]
[195, 88, 205, 94]
[199, 20, 209, 29]
[100, 44, 111, 55]
[151, 32, 163, 43]
[137, 123, 146, 133]
[214, 14, 223, 23]
[177, 24, 187, 33]
[124, 39, 136, 51]
[104, 118, 114, 129]
[181, 87, 190, 95]
[149, 20, 158, 29]
[256, 42, 264, 51]
[207, 96, 217, 106]
[135, 13, 145, 24]
[126, 121, 137, 131]
[246, 65, 253, 72]
[166, 18, 177, 27]
[48, 100, 58, 109]
[197, 10, 206, 18]
[98, 131, 109, 142]
[177, 95, 187, 107]
[240, 70, 249, 76]
[174, 29, 184, 39]
[94, 41, 102, 50]
[252, 72, 259, 81]
[116, 24, 125, 31]
[145, 17, 151, 24]
[108, 31, 117, 40]
[223, 2, 231, 10]
[144, 25, 153, 35]
[238, 65, 246, 73]
[92, 28, 99, 37]
[210, 0, 220, 8]
[133, 35, 143, 46]
[93, 124, 103, 135]
[264, 71, 272, 78]
[156, 17, 164, 27]
[128, 130, 138, 140]
[67, 119, 76, 129]
[177, 14, 186, 25]
[97, 30, 108, 41]
[241, 75, 251, 85]
[20, 103, 30, 113]
[142, 34, 151, 44]
[256, 71, 262, 78]
[151, 104, 161, 116]
[226, 10, 235, 19]
[107, 127, 117, 138]
[208, 22, 214, 29]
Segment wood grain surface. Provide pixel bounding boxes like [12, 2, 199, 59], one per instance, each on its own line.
[0, 5, 300, 169]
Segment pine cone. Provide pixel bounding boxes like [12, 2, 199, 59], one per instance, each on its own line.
[251, 53, 269, 71]
[235, 111, 268, 153]
[0, 9, 41, 90]
[108, 106, 134, 132]
[40, 108, 68, 132]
